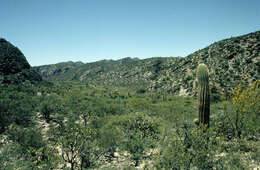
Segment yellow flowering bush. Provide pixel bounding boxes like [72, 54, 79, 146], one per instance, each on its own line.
[232, 77, 260, 138]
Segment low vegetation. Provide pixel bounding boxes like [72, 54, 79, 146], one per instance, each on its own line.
[0, 78, 259, 169]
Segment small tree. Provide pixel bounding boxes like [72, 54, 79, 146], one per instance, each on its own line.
[56, 118, 98, 170]
[39, 94, 61, 123]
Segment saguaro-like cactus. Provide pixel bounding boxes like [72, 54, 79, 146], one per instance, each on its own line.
[197, 64, 210, 127]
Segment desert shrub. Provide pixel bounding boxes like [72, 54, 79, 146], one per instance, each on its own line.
[120, 113, 160, 166]
[213, 79, 260, 140]
[0, 86, 37, 133]
[0, 142, 36, 170]
[7, 126, 44, 150]
[99, 120, 123, 161]
[136, 88, 146, 94]
[38, 93, 61, 123]
[212, 101, 237, 140]
[0, 125, 60, 169]
[126, 97, 152, 112]
[99, 112, 161, 166]
[54, 120, 99, 169]
[210, 92, 222, 103]
[154, 124, 223, 169]
[231, 79, 260, 139]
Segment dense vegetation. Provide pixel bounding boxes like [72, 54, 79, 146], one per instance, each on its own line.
[0, 79, 259, 169]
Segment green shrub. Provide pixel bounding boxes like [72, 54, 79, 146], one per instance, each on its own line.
[154, 124, 223, 169]
[100, 112, 161, 166]
[232, 79, 260, 139]
[136, 88, 146, 94]
[39, 94, 61, 123]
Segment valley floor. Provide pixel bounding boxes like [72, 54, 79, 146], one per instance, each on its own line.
[0, 81, 259, 169]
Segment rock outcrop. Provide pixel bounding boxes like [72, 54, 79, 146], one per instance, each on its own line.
[0, 38, 42, 84]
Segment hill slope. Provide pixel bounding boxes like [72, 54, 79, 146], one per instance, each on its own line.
[33, 61, 84, 80]
[0, 38, 42, 84]
[34, 31, 260, 95]
[151, 30, 260, 95]
[34, 57, 181, 88]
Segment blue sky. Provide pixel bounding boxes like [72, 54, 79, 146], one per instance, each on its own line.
[1, 0, 260, 66]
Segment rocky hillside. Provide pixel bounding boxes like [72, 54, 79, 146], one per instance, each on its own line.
[150, 30, 260, 95]
[0, 38, 42, 84]
[34, 30, 260, 95]
[34, 61, 83, 80]
[34, 57, 181, 88]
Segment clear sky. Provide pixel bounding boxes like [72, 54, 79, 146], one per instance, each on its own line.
[1, 0, 260, 66]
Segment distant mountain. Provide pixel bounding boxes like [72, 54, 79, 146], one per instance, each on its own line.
[34, 57, 176, 88]
[33, 61, 84, 80]
[0, 38, 42, 84]
[34, 31, 260, 95]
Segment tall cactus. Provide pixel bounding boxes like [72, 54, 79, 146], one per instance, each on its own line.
[197, 64, 210, 127]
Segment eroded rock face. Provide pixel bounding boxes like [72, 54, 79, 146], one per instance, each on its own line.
[0, 38, 42, 84]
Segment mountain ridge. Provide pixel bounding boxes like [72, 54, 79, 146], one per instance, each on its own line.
[34, 30, 260, 95]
